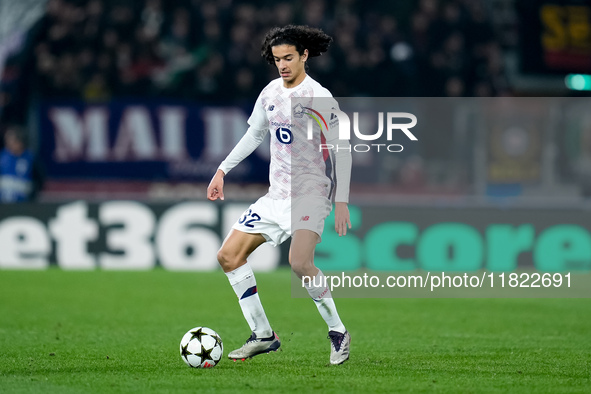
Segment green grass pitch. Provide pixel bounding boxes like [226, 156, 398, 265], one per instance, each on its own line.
[0, 269, 589, 393]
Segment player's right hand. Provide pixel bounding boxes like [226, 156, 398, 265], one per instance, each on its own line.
[207, 170, 225, 201]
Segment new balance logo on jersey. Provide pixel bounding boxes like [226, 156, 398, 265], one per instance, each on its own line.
[268, 105, 275, 111]
[300, 216, 310, 221]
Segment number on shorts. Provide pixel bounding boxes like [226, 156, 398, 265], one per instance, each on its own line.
[238, 209, 252, 224]
[238, 209, 261, 228]
[244, 213, 261, 228]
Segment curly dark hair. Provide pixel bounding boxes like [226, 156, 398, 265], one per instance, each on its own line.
[261, 25, 333, 65]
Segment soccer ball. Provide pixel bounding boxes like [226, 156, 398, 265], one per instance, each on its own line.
[179, 327, 223, 368]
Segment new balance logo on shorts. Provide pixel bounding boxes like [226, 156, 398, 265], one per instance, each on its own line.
[300, 216, 310, 221]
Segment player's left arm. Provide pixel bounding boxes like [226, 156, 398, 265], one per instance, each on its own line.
[334, 201, 351, 236]
[333, 147, 352, 236]
[323, 99, 352, 237]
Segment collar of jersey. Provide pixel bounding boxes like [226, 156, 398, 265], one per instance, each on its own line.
[280, 74, 309, 91]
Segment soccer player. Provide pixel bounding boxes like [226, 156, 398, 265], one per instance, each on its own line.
[207, 25, 352, 365]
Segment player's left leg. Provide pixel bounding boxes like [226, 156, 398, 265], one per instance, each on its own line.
[289, 229, 351, 365]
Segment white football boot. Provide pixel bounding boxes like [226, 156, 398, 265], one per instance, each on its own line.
[228, 332, 281, 360]
[328, 330, 351, 365]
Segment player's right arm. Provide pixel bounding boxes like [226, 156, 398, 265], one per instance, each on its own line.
[207, 94, 268, 201]
[207, 169, 225, 201]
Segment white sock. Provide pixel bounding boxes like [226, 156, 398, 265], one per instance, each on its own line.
[304, 270, 346, 333]
[225, 263, 273, 338]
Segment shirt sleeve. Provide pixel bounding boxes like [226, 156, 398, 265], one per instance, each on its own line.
[328, 132, 352, 203]
[319, 97, 352, 203]
[218, 95, 268, 175]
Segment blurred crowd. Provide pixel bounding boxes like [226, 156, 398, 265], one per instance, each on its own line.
[0, 0, 511, 201]
[1, 0, 508, 122]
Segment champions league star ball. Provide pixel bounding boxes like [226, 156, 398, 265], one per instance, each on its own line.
[180, 327, 223, 368]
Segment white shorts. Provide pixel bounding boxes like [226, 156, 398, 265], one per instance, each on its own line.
[232, 195, 332, 247]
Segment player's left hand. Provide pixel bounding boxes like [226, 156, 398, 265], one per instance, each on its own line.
[334, 202, 351, 236]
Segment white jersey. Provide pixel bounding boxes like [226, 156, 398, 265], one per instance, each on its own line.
[219, 75, 351, 202]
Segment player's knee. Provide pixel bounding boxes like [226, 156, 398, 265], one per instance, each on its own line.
[217, 248, 234, 269]
[216, 248, 225, 264]
[290, 258, 311, 270]
[289, 256, 314, 277]
[289, 249, 311, 267]
[217, 247, 245, 271]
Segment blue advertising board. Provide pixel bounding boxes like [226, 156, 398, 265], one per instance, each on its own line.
[37, 100, 270, 182]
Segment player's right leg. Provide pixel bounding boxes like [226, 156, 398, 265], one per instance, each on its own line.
[217, 229, 280, 360]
